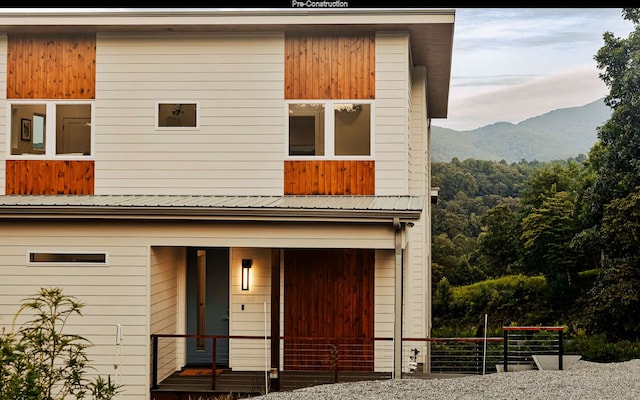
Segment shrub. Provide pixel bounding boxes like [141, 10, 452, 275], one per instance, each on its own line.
[0, 287, 121, 399]
[439, 274, 551, 331]
[565, 333, 640, 363]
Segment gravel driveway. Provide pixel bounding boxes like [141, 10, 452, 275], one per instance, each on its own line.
[249, 359, 640, 400]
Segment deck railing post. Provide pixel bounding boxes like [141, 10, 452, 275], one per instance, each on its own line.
[151, 335, 159, 389]
[211, 336, 217, 390]
[334, 341, 339, 383]
[558, 330, 564, 371]
[503, 329, 508, 372]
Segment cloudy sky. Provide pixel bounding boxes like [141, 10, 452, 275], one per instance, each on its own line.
[435, 8, 635, 131]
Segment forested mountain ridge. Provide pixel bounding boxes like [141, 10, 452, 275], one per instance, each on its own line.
[432, 98, 611, 163]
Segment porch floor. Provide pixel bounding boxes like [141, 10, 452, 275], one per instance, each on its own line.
[152, 369, 394, 399]
[151, 367, 465, 399]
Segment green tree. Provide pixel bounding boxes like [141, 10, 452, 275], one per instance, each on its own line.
[578, 8, 640, 340]
[521, 191, 579, 315]
[476, 199, 523, 278]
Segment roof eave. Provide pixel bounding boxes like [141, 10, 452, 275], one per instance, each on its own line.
[0, 206, 422, 222]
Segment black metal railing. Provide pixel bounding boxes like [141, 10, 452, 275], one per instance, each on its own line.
[150, 327, 566, 392]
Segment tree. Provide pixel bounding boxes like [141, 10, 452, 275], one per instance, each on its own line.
[578, 8, 640, 340]
[476, 199, 523, 278]
[0, 288, 120, 399]
[521, 191, 579, 315]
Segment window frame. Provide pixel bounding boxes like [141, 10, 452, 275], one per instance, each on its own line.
[155, 101, 200, 130]
[26, 250, 110, 267]
[6, 100, 95, 160]
[285, 99, 375, 160]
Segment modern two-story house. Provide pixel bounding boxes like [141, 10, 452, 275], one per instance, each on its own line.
[0, 7, 454, 399]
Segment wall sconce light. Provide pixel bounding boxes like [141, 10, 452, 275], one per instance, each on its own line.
[241, 259, 253, 291]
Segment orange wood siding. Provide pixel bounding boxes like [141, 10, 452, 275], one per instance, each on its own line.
[284, 160, 374, 195]
[285, 34, 375, 100]
[6, 160, 95, 195]
[284, 248, 374, 371]
[7, 33, 96, 99]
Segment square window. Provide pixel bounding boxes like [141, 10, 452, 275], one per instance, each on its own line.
[158, 103, 198, 128]
[9, 102, 92, 157]
[286, 100, 373, 158]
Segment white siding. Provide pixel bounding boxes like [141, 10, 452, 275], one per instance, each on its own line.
[0, 221, 150, 399]
[408, 67, 427, 196]
[229, 247, 272, 371]
[375, 32, 410, 195]
[94, 33, 285, 195]
[150, 246, 184, 382]
[374, 249, 394, 371]
[0, 34, 6, 193]
[405, 67, 429, 346]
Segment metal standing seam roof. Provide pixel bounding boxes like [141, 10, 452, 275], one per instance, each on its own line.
[0, 195, 425, 221]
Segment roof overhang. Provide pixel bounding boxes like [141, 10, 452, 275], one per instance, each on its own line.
[0, 7, 454, 118]
[0, 195, 424, 224]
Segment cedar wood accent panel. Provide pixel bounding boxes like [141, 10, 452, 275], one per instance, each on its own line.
[284, 160, 375, 195]
[284, 33, 375, 100]
[285, 34, 375, 194]
[6, 160, 95, 195]
[284, 248, 374, 371]
[7, 33, 96, 99]
[6, 33, 96, 195]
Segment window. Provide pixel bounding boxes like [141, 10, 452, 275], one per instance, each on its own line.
[8, 101, 93, 157]
[28, 251, 108, 266]
[287, 100, 373, 158]
[157, 102, 198, 128]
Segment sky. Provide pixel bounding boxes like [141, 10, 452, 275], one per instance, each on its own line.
[434, 8, 635, 131]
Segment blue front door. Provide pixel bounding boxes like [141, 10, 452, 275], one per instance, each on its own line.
[186, 247, 230, 366]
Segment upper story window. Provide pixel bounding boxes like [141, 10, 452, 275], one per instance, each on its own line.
[8, 101, 93, 158]
[157, 102, 198, 129]
[286, 100, 373, 158]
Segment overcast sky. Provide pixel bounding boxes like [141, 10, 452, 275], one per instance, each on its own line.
[435, 8, 635, 131]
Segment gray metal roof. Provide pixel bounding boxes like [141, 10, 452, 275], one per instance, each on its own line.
[0, 195, 424, 222]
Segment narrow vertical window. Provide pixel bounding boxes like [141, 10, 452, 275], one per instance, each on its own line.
[288, 103, 325, 156]
[11, 103, 46, 155]
[196, 250, 206, 350]
[334, 103, 371, 156]
[56, 104, 92, 155]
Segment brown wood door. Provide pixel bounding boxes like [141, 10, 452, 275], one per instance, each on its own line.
[284, 249, 374, 371]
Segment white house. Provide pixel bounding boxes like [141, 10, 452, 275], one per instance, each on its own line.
[0, 7, 454, 399]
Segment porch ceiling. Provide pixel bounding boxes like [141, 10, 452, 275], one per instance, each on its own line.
[0, 195, 424, 222]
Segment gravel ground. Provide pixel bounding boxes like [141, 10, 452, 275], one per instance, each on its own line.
[250, 359, 640, 400]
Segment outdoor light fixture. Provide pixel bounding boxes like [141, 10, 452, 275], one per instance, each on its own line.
[241, 259, 253, 291]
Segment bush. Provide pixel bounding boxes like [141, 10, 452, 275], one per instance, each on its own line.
[0, 287, 121, 399]
[435, 274, 551, 331]
[565, 333, 640, 363]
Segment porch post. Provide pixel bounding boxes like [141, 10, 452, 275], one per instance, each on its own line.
[270, 249, 281, 391]
[393, 218, 403, 378]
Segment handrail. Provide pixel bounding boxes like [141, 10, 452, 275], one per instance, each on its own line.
[150, 333, 511, 391]
[502, 326, 564, 372]
[150, 334, 396, 390]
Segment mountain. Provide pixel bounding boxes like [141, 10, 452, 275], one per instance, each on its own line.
[431, 98, 612, 163]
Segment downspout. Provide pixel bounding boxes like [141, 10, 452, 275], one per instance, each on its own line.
[393, 217, 403, 379]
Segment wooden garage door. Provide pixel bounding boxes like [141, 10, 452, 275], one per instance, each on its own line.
[284, 248, 374, 371]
